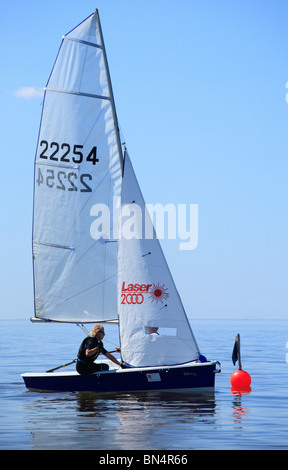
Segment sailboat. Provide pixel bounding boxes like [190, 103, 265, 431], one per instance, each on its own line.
[22, 10, 220, 393]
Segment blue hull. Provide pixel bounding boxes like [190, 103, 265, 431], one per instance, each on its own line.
[22, 361, 218, 393]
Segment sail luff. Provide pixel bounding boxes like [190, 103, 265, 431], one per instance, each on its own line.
[32, 87, 48, 321]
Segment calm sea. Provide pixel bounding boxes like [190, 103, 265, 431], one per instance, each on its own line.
[0, 318, 287, 450]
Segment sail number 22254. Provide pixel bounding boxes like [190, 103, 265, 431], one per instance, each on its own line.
[38, 140, 99, 165]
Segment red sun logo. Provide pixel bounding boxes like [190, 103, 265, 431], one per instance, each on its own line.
[148, 283, 169, 304]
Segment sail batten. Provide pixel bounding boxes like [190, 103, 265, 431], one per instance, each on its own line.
[34, 241, 75, 251]
[45, 87, 110, 101]
[63, 36, 102, 49]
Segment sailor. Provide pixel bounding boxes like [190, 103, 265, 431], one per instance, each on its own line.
[76, 325, 122, 375]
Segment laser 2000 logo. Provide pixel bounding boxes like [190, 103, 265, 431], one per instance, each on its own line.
[121, 282, 169, 305]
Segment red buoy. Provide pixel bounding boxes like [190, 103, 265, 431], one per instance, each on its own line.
[230, 369, 251, 388]
[230, 333, 251, 390]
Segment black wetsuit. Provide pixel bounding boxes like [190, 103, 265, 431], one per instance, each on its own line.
[76, 336, 109, 375]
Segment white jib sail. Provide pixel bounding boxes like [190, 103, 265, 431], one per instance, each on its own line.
[118, 153, 199, 367]
[33, 12, 122, 322]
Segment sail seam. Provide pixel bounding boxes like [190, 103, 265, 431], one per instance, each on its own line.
[45, 87, 110, 101]
[63, 36, 102, 49]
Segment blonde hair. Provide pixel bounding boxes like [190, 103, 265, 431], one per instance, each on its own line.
[90, 325, 104, 337]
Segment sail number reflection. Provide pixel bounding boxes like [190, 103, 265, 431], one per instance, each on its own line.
[36, 167, 92, 192]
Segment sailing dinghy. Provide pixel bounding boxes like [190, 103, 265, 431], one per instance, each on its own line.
[22, 10, 220, 393]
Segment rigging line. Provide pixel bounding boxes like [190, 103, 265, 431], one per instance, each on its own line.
[72, 228, 118, 269]
[41, 237, 116, 310]
[44, 272, 118, 312]
[103, 337, 119, 348]
[71, 232, 114, 271]
[76, 323, 90, 335]
[118, 122, 128, 150]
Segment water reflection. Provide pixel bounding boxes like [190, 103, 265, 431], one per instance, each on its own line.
[26, 391, 217, 450]
[230, 387, 251, 425]
[75, 391, 218, 450]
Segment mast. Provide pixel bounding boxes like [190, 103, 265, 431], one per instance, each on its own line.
[95, 9, 124, 175]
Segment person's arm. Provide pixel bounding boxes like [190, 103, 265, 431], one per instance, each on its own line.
[85, 346, 98, 357]
[105, 351, 121, 366]
[85, 338, 100, 357]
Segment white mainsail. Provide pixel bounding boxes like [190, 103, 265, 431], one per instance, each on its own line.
[33, 12, 122, 322]
[32, 10, 200, 368]
[118, 153, 199, 367]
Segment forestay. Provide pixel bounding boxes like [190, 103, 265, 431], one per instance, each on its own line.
[32, 12, 122, 322]
[118, 153, 199, 367]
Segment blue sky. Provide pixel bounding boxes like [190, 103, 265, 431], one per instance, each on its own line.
[1, 0, 288, 320]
